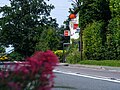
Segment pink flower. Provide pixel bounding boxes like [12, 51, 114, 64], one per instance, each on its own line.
[8, 82, 21, 90]
[0, 50, 58, 90]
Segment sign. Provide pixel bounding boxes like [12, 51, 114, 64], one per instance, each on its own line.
[75, 28, 80, 33]
[64, 30, 70, 36]
[73, 24, 78, 29]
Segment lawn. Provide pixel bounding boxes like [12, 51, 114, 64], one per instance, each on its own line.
[79, 60, 120, 67]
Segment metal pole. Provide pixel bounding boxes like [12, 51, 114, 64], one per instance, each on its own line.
[78, 0, 82, 60]
[80, 28, 82, 60]
[63, 43, 65, 63]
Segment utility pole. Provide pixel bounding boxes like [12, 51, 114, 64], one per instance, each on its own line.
[80, 26, 82, 60]
[69, 0, 83, 60]
[77, 12, 82, 60]
[78, 0, 83, 60]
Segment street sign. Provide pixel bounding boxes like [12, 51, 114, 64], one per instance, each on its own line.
[73, 24, 78, 29]
[64, 30, 70, 36]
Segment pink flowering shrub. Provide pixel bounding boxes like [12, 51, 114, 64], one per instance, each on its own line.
[0, 50, 58, 90]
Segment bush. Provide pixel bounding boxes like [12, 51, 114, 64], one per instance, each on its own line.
[66, 51, 81, 64]
[0, 50, 58, 90]
[0, 54, 8, 61]
[83, 21, 105, 60]
[106, 16, 120, 59]
[65, 41, 81, 64]
[53, 50, 66, 62]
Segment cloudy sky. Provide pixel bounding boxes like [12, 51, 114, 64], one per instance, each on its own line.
[47, 0, 72, 26]
[0, 0, 72, 26]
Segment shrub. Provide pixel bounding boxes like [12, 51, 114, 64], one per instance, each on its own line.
[0, 53, 8, 61]
[106, 16, 120, 59]
[0, 50, 58, 90]
[53, 50, 66, 62]
[83, 21, 106, 60]
[65, 41, 81, 64]
[0, 55, 8, 61]
[66, 51, 81, 64]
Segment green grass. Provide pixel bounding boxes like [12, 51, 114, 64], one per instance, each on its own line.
[79, 60, 120, 67]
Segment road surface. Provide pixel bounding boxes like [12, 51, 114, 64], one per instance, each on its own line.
[53, 72, 120, 90]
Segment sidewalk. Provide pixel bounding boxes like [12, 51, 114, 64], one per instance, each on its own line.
[58, 63, 120, 72]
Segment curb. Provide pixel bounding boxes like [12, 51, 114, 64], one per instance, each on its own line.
[57, 63, 120, 72]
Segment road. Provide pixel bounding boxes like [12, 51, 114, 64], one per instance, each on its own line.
[52, 65, 120, 90]
[55, 65, 120, 80]
[53, 72, 120, 90]
[1, 62, 120, 90]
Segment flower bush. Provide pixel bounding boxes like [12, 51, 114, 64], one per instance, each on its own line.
[0, 53, 8, 61]
[0, 55, 8, 60]
[53, 50, 66, 62]
[0, 50, 58, 90]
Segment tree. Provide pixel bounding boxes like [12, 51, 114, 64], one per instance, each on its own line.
[0, 0, 58, 57]
[70, 0, 111, 28]
[35, 27, 60, 51]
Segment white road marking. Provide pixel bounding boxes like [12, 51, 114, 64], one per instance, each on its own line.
[53, 70, 120, 84]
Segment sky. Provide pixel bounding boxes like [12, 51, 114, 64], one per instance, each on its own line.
[0, 0, 73, 52]
[0, 0, 72, 26]
[47, 0, 72, 26]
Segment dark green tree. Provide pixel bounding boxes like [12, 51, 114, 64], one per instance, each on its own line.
[0, 0, 58, 57]
[79, 0, 111, 28]
[35, 27, 60, 51]
[70, 0, 111, 28]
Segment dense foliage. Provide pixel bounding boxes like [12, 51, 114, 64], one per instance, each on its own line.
[109, 0, 120, 17]
[69, 0, 120, 60]
[73, 0, 111, 28]
[106, 16, 120, 59]
[83, 21, 105, 60]
[0, 0, 58, 58]
[35, 27, 60, 51]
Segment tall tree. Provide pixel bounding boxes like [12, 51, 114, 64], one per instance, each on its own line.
[70, 0, 111, 28]
[35, 27, 60, 51]
[0, 0, 58, 57]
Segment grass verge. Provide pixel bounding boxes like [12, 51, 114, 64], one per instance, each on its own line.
[79, 60, 120, 67]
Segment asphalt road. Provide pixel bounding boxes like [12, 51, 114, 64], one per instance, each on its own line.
[53, 72, 120, 90]
[1, 62, 120, 90]
[55, 66, 120, 80]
